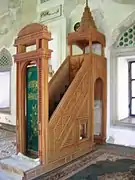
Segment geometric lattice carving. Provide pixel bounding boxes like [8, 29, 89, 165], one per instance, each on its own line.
[0, 56, 9, 67]
[48, 59, 90, 162]
[0, 48, 12, 70]
[117, 24, 135, 48]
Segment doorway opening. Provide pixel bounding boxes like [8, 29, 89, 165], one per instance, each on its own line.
[26, 65, 38, 158]
[94, 78, 103, 138]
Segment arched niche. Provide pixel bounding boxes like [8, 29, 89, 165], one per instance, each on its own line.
[94, 77, 103, 100]
[94, 77, 103, 137]
[0, 48, 12, 113]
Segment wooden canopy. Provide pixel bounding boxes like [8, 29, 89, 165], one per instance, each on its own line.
[67, 0, 106, 50]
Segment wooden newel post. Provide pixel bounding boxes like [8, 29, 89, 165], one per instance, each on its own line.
[14, 23, 52, 165]
[37, 38, 51, 164]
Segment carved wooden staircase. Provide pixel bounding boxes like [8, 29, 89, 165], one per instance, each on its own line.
[49, 56, 70, 119]
[46, 53, 95, 170]
[48, 54, 84, 120]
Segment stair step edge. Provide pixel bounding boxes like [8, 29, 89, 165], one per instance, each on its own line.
[0, 169, 23, 180]
[0, 163, 24, 176]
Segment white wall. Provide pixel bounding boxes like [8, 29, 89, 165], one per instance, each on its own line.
[101, 0, 135, 32]
[117, 57, 129, 120]
[46, 18, 67, 72]
[0, 0, 67, 126]
[0, 0, 37, 125]
[37, 0, 67, 72]
[96, 1, 135, 147]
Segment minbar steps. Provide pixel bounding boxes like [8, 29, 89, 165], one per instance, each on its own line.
[0, 153, 40, 180]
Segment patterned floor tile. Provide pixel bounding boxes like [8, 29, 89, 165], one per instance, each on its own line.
[0, 129, 16, 159]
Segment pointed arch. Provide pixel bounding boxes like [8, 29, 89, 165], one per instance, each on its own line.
[94, 77, 103, 100]
[0, 48, 12, 113]
[0, 48, 12, 70]
[111, 9, 135, 46]
[116, 24, 135, 48]
[110, 10, 135, 127]
[94, 77, 103, 137]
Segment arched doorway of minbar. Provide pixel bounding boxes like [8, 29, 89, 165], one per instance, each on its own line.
[14, 23, 52, 164]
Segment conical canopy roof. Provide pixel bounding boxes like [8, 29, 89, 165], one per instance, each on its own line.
[78, 0, 97, 32]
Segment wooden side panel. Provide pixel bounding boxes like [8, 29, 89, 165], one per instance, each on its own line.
[47, 54, 93, 170]
[92, 54, 107, 144]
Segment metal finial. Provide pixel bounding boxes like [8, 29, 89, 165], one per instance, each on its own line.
[86, 0, 88, 7]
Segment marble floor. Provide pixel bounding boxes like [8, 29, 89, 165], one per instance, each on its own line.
[0, 128, 16, 159]
[120, 117, 135, 124]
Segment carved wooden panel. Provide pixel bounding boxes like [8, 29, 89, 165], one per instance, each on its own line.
[48, 55, 92, 166]
[91, 54, 107, 144]
[45, 52, 107, 170]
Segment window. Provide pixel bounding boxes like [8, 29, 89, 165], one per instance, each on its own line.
[129, 61, 135, 116]
[111, 22, 135, 127]
[0, 48, 12, 113]
[117, 57, 129, 120]
[79, 123, 87, 140]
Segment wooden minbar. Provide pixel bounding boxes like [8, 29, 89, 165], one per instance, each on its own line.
[13, 0, 107, 176]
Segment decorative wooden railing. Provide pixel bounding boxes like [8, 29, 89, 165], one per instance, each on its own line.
[48, 56, 70, 118]
[47, 54, 93, 166]
[69, 54, 84, 81]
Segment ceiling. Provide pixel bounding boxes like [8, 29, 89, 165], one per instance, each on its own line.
[113, 0, 135, 4]
[0, 0, 9, 16]
[0, 0, 21, 16]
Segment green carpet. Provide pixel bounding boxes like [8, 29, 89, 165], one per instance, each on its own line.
[68, 158, 135, 179]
